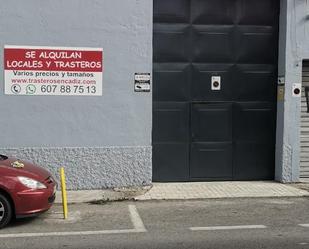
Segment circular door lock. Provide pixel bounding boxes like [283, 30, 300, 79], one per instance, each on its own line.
[293, 88, 300, 95]
[213, 81, 220, 88]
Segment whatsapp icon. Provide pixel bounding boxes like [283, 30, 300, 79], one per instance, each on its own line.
[26, 84, 36, 94]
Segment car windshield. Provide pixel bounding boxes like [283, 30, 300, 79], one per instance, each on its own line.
[0, 155, 8, 161]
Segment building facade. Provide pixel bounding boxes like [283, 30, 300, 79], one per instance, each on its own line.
[0, 0, 308, 190]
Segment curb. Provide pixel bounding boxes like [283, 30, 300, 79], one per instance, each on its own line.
[55, 186, 152, 204]
[54, 183, 309, 204]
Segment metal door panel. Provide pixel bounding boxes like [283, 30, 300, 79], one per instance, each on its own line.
[234, 102, 276, 142]
[190, 142, 233, 179]
[153, 143, 189, 181]
[153, 102, 189, 143]
[238, 0, 278, 25]
[192, 25, 235, 63]
[236, 26, 277, 64]
[191, 103, 233, 142]
[191, 0, 235, 25]
[154, 0, 190, 23]
[234, 64, 276, 101]
[191, 103, 233, 178]
[233, 142, 275, 180]
[153, 24, 190, 63]
[153, 63, 190, 102]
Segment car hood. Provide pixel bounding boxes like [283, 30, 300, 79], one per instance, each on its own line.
[0, 156, 51, 181]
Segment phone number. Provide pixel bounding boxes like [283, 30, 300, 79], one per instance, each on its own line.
[40, 85, 96, 94]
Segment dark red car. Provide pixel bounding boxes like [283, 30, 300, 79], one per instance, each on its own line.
[0, 154, 56, 228]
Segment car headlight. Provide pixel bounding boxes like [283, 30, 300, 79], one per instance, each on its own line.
[17, 176, 47, 189]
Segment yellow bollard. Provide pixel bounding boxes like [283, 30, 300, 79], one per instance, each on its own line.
[60, 167, 68, 219]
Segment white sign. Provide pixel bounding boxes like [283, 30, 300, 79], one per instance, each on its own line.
[292, 83, 301, 97]
[4, 45, 103, 96]
[211, 76, 221, 91]
[134, 73, 151, 92]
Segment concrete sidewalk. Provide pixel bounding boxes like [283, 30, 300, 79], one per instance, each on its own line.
[55, 181, 309, 204]
[135, 181, 309, 200]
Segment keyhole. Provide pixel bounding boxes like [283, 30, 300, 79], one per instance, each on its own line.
[213, 81, 219, 88]
[294, 88, 300, 95]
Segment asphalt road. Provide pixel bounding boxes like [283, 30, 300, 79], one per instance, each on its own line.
[1, 197, 309, 249]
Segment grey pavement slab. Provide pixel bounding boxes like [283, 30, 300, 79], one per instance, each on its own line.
[55, 182, 309, 204]
[135, 182, 309, 200]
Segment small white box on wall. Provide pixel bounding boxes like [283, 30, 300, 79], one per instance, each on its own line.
[292, 83, 301, 97]
[211, 76, 221, 91]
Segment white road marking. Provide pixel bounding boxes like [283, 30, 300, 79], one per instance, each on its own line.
[299, 224, 309, 228]
[190, 225, 267, 231]
[128, 204, 147, 232]
[0, 229, 141, 238]
[0, 205, 147, 238]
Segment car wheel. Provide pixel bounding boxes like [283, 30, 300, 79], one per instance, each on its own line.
[0, 194, 12, 229]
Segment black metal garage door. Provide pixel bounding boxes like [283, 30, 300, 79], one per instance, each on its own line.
[153, 0, 279, 181]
